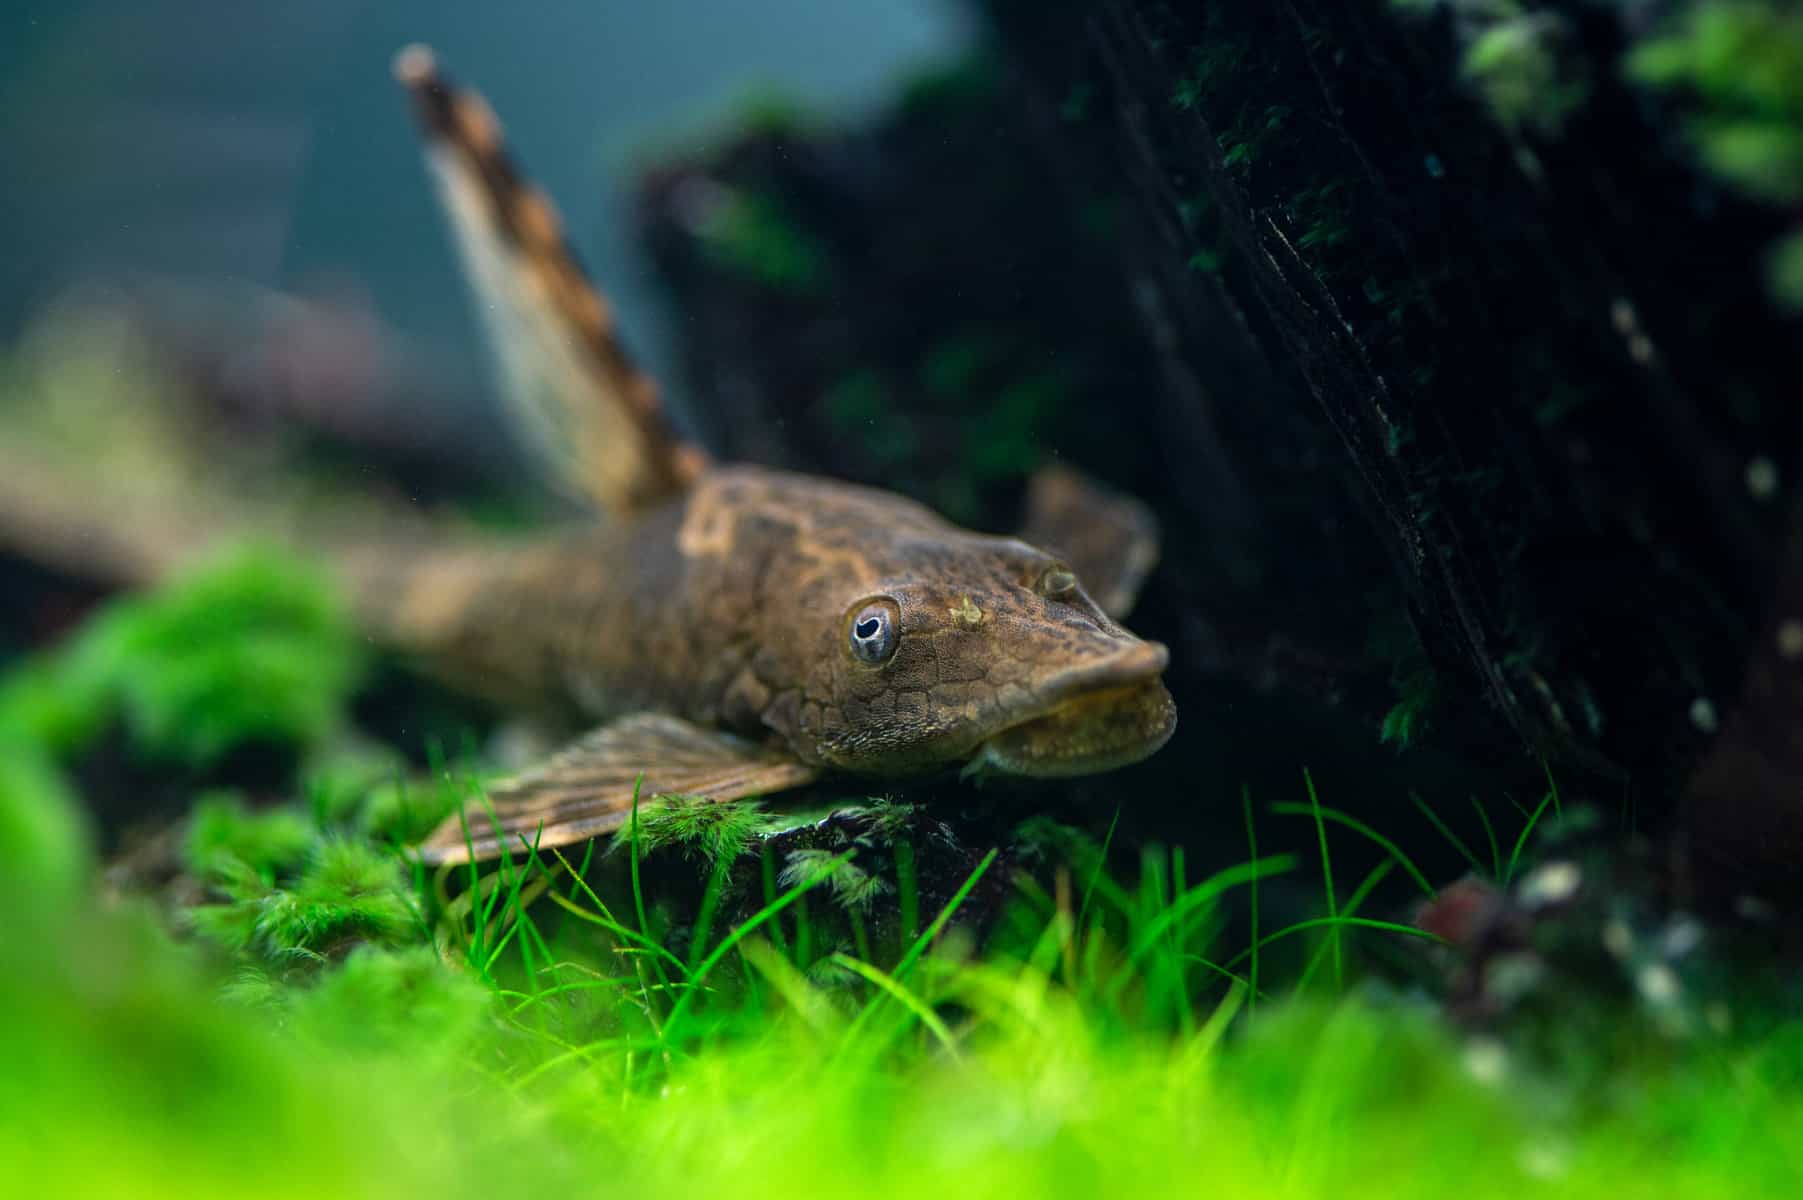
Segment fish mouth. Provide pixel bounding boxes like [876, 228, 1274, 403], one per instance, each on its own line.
[976, 642, 1177, 777]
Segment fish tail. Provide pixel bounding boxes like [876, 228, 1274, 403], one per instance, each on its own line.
[392, 45, 707, 515]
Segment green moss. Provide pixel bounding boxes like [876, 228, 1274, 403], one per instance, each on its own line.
[301, 739, 411, 827]
[696, 190, 832, 295]
[5, 748, 1803, 1198]
[1187, 246, 1225, 274]
[184, 792, 315, 883]
[896, 59, 997, 120]
[967, 368, 1065, 480]
[611, 794, 784, 870]
[356, 777, 460, 848]
[1627, 1, 1803, 308]
[288, 946, 494, 1056]
[191, 838, 421, 963]
[823, 370, 921, 466]
[1370, 605, 1439, 751]
[0, 659, 109, 754]
[15, 547, 362, 769]
[1171, 26, 1251, 116]
[0, 740, 90, 908]
[1287, 180, 1353, 255]
[780, 846, 891, 911]
[1768, 229, 1803, 309]
[1461, 12, 1589, 136]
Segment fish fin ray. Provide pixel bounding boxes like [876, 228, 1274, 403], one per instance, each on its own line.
[393, 45, 707, 515]
[1018, 464, 1160, 619]
[416, 712, 819, 864]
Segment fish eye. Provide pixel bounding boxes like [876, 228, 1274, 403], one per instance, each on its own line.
[848, 600, 899, 665]
[1037, 566, 1079, 597]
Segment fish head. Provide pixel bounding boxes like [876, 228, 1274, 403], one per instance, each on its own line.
[793, 520, 1176, 779]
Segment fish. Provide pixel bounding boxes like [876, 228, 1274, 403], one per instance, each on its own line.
[0, 46, 1176, 867]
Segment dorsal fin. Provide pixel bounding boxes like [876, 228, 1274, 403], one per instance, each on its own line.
[392, 44, 707, 514]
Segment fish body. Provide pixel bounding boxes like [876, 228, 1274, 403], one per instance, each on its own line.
[0, 47, 1176, 866]
[342, 462, 1173, 861]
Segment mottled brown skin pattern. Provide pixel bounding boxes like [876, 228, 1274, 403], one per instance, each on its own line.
[351, 465, 1175, 780]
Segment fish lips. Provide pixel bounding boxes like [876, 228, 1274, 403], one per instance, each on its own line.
[975, 641, 1177, 777]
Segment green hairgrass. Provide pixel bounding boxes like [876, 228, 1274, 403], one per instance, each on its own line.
[9, 547, 1803, 1198]
[1304, 768, 1342, 988]
[1243, 785, 1261, 1014]
[1410, 790, 1486, 877]
[1270, 800, 1437, 900]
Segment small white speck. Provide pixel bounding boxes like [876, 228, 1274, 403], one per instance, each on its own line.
[1628, 333, 1654, 364]
[1637, 961, 1681, 1005]
[1662, 916, 1703, 959]
[1779, 621, 1803, 660]
[1602, 918, 1634, 960]
[1463, 1037, 1507, 1085]
[1746, 456, 1780, 501]
[1610, 298, 1636, 335]
[1689, 697, 1718, 734]
[1517, 860, 1581, 909]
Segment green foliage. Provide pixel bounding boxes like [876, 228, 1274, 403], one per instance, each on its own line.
[1628, 1, 1803, 200]
[1627, 0, 1803, 308]
[0, 659, 109, 753]
[3, 723, 1802, 1199]
[922, 331, 1068, 484]
[610, 793, 783, 868]
[696, 190, 832, 295]
[0, 741, 90, 908]
[288, 946, 494, 1056]
[355, 776, 459, 847]
[1460, 11, 1589, 136]
[824, 369, 921, 466]
[190, 838, 421, 963]
[2, 419, 1798, 1198]
[1769, 229, 1803, 309]
[10, 547, 361, 768]
[780, 846, 891, 911]
[896, 59, 996, 120]
[184, 792, 315, 883]
[1370, 604, 1439, 751]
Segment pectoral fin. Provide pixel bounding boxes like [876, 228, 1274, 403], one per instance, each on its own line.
[393, 46, 707, 515]
[1019, 464, 1160, 619]
[417, 713, 820, 865]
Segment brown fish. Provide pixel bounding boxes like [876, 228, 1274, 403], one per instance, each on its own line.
[0, 47, 1176, 866]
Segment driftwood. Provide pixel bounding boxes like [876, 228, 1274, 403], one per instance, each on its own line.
[637, 1, 1803, 899]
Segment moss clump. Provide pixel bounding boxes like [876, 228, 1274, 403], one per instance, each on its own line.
[611, 794, 784, 871]
[696, 190, 832, 295]
[183, 791, 315, 883]
[355, 777, 460, 848]
[9, 547, 361, 768]
[0, 740, 90, 908]
[1627, 0, 1803, 307]
[190, 838, 421, 963]
[288, 946, 494, 1056]
[823, 370, 921, 467]
[0, 660, 109, 755]
[1460, 11, 1590, 137]
[780, 846, 891, 912]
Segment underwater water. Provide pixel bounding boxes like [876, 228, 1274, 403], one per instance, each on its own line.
[3, 1, 1803, 1196]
